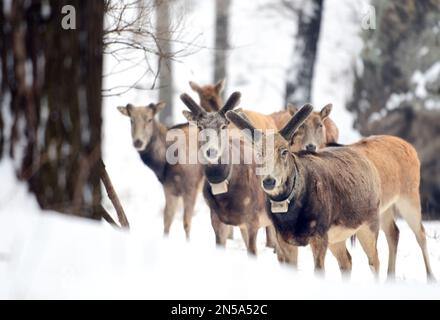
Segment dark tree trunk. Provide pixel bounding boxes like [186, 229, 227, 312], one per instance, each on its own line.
[0, 0, 104, 219]
[285, 0, 323, 106]
[156, 0, 174, 126]
[214, 0, 230, 98]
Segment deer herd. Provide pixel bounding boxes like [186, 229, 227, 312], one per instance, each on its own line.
[117, 79, 434, 281]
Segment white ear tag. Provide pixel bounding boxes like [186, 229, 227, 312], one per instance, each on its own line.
[210, 181, 229, 195]
[270, 200, 289, 213]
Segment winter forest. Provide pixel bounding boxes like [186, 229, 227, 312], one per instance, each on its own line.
[1, 0, 440, 299]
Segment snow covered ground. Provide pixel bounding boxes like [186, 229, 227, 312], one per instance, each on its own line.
[1, 0, 440, 299]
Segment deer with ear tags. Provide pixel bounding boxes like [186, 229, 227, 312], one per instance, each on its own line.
[117, 102, 203, 240]
[227, 105, 382, 275]
[180, 91, 280, 255]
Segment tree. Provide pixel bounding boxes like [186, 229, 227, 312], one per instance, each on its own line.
[348, 0, 440, 218]
[0, 0, 105, 219]
[156, 0, 174, 126]
[285, 0, 323, 106]
[214, 0, 231, 97]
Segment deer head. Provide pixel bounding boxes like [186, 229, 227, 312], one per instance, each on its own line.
[226, 104, 313, 198]
[117, 102, 166, 151]
[189, 79, 225, 112]
[180, 91, 241, 164]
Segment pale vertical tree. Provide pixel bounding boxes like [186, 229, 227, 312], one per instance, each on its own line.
[156, 0, 174, 126]
[214, 0, 231, 98]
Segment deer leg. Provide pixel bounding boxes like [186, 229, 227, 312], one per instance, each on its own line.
[239, 226, 249, 249]
[246, 226, 259, 256]
[380, 206, 399, 279]
[265, 226, 277, 249]
[163, 190, 179, 236]
[329, 241, 352, 277]
[276, 233, 298, 267]
[357, 224, 380, 277]
[210, 210, 231, 247]
[310, 236, 328, 274]
[396, 196, 434, 280]
[182, 190, 197, 241]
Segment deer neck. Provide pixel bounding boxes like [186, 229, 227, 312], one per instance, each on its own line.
[269, 156, 305, 213]
[138, 121, 167, 183]
[204, 141, 234, 195]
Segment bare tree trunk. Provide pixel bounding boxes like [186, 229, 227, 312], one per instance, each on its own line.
[156, 0, 174, 126]
[214, 0, 231, 98]
[0, 0, 105, 219]
[285, 0, 323, 106]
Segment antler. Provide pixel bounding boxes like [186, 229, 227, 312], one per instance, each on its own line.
[180, 93, 206, 116]
[226, 110, 262, 142]
[278, 103, 314, 141]
[220, 92, 241, 115]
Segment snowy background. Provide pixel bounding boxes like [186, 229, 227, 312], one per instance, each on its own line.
[1, 0, 439, 299]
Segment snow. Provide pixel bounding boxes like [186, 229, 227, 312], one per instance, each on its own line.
[1, 0, 440, 299]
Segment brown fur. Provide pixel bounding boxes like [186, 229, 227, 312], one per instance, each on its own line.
[189, 79, 225, 112]
[228, 106, 434, 279]
[289, 103, 339, 152]
[118, 104, 203, 239]
[180, 92, 279, 255]
[349, 135, 434, 279]
[227, 106, 382, 275]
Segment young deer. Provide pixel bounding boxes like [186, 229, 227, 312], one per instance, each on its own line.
[228, 106, 435, 280]
[189, 79, 225, 112]
[180, 92, 279, 255]
[117, 103, 203, 239]
[227, 105, 382, 275]
[269, 103, 338, 152]
[288, 103, 339, 152]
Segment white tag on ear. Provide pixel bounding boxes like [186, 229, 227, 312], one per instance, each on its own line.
[210, 181, 229, 195]
[271, 200, 289, 213]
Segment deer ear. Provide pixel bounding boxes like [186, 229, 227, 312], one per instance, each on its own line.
[287, 103, 298, 115]
[153, 101, 166, 114]
[182, 110, 197, 124]
[320, 103, 333, 120]
[189, 81, 201, 93]
[117, 106, 129, 116]
[215, 79, 225, 93]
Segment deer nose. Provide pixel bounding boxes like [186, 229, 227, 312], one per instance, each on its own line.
[206, 148, 218, 159]
[262, 176, 276, 190]
[306, 144, 316, 152]
[133, 139, 143, 148]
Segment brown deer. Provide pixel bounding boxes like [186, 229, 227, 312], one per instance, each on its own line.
[189, 79, 225, 112]
[269, 103, 338, 152]
[227, 105, 383, 275]
[117, 103, 203, 239]
[227, 106, 434, 280]
[180, 92, 279, 255]
[288, 103, 339, 152]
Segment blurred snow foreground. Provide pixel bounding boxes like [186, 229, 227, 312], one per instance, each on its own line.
[1, 0, 440, 299]
[1, 160, 440, 299]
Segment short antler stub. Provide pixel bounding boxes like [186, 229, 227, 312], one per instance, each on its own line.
[180, 93, 206, 116]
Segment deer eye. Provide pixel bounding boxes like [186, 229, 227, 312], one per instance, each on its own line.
[220, 124, 228, 130]
[318, 123, 323, 128]
[280, 149, 289, 158]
